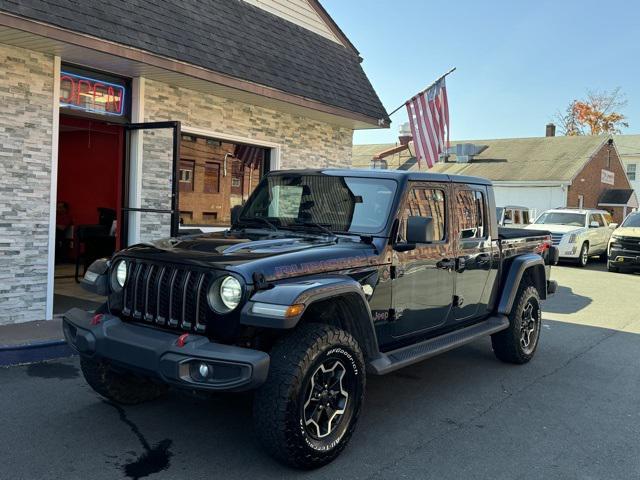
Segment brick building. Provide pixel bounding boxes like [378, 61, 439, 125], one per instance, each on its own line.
[353, 128, 638, 223]
[0, 0, 388, 325]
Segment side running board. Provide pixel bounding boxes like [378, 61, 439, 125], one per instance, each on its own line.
[367, 315, 509, 375]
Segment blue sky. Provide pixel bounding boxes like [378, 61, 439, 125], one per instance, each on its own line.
[322, 0, 640, 145]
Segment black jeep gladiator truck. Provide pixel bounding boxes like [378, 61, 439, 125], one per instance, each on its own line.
[64, 169, 558, 469]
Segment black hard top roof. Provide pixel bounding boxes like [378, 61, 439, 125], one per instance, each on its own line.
[270, 168, 492, 186]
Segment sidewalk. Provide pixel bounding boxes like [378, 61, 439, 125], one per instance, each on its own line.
[0, 318, 74, 366]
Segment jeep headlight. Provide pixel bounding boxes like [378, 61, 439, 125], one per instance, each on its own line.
[208, 275, 242, 313]
[111, 260, 128, 290]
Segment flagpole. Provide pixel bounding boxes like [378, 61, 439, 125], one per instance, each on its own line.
[387, 67, 456, 117]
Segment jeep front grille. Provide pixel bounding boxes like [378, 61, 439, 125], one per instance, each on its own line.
[121, 261, 211, 333]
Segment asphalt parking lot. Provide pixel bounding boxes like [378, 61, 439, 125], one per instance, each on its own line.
[1, 261, 639, 480]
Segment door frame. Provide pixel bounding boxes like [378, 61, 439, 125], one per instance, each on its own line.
[121, 121, 181, 247]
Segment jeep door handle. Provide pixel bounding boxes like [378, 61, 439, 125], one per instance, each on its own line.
[436, 258, 456, 270]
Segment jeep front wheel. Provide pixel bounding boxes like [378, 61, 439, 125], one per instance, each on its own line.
[253, 323, 365, 469]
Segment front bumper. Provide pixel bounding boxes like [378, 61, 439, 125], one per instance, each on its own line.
[608, 247, 640, 269]
[63, 308, 269, 392]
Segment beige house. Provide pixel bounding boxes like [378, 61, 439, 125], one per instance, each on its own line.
[353, 133, 638, 222]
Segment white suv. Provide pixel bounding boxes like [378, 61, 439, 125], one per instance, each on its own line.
[525, 208, 618, 267]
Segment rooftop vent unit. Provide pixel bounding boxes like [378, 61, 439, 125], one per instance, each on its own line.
[443, 143, 488, 163]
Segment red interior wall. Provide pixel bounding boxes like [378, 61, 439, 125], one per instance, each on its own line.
[57, 116, 122, 226]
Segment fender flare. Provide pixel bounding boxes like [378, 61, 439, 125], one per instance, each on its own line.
[240, 275, 380, 360]
[498, 254, 546, 315]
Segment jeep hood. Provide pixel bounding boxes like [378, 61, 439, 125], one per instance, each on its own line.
[118, 230, 382, 283]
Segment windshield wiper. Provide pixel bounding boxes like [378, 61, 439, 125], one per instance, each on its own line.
[237, 216, 279, 231]
[288, 220, 336, 237]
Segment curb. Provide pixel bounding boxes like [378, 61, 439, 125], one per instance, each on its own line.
[0, 340, 76, 367]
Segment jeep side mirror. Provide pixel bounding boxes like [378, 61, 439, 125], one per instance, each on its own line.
[230, 205, 243, 225]
[503, 218, 513, 225]
[589, 221, 599, 228]
[609, 223, 618, 229]
[407, 216, 435, 243]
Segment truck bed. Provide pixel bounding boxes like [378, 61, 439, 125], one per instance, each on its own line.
[498, 227, 554, 265]
[498, 227, 550, 240]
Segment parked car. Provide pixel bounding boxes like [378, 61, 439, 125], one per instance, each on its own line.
[496, 205, 534, 227]
[525, 208, 617, 267]
[64, 169, 558, 469]
[608, 211, 640, 273]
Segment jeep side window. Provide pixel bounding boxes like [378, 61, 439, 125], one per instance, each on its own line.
[457, 190, 486, 239]
[603, 212, 613, 225]
[514, 209, 521, 224]
[522, 210, 530, 224]
[400, 187, 446, 242]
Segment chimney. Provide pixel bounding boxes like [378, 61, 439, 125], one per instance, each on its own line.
[545, 123, 556, 137]
[398, 122, 412, 146]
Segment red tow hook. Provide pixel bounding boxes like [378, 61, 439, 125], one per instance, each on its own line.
[90, 314, 104, 326]
[176, 333, 189, 348]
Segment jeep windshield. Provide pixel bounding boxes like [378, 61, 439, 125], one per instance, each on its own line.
[534, 212, 585, 227]
[237, 173, 397, 235]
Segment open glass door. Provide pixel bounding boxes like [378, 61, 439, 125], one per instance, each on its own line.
[121, 121, 181, 247]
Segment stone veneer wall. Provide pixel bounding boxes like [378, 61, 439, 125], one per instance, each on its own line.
[139, 79, 354, 242]
[0, 43, 54, 325]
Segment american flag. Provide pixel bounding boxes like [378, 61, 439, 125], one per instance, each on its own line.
[405, 78, 449, 169]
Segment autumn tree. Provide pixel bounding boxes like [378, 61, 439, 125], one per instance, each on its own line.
[555, 88, 629, 136]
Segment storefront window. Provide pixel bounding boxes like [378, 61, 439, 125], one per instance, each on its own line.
[178, 135, 267, 227]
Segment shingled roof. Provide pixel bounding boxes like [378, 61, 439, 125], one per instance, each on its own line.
[353, 135, 610, 182]
[0, 0, 388, 123]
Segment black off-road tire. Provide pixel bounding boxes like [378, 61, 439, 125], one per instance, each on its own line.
[253, 323, 366, 469]
[491, 282, 542, 364]
[80, 357, 168, 405]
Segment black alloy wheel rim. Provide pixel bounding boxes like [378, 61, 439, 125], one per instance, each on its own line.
[520, 298, 541, 355]
[302, 359, 353, 439]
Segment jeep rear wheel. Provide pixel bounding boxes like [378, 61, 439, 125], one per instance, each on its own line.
[80, 357, 168, 405]
[491, 283, 542, 364]
[253, 323, 365, 469]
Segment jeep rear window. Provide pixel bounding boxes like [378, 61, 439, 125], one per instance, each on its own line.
[240, 174, 397, 234]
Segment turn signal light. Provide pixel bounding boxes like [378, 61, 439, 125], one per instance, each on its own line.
[90, 314, 103, 326]
[285, 304, 305, 318]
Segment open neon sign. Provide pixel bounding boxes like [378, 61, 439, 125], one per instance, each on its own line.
[59, 71, 126, 116]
